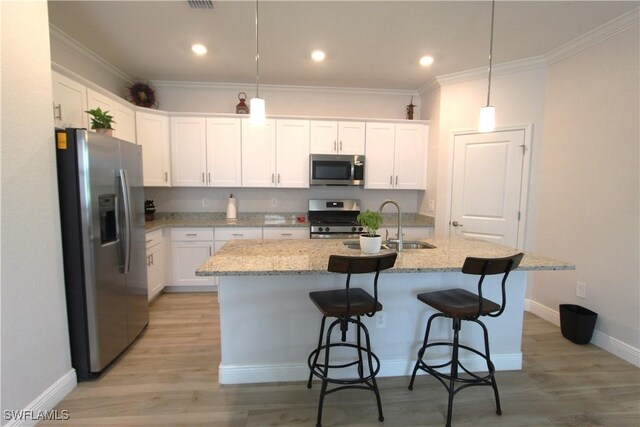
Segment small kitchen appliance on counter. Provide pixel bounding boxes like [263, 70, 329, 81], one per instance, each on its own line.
[226, 193, 237, 220]
[308, 199, 363, 239]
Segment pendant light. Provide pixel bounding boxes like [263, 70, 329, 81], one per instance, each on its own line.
[478, 0, 496, 133]
[250, 0, 265, 126]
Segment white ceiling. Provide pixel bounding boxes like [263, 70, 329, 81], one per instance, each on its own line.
[47, 1, 638, 91]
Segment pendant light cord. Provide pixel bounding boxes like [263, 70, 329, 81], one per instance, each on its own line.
[255, 0, 260, 98]
[486, 0, 495, 107]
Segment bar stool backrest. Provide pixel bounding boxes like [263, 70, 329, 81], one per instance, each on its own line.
[461, 252, 525, 319]
[327, 253, 397, 318]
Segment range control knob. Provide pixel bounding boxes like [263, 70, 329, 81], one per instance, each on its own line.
[318, 227, 324, 232]
[351, 226, 357, 232]
[358, 227, 364, 232]
[325, 227, 330, 232]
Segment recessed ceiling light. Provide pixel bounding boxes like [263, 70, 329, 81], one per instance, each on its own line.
[192, 44, 207, 55]
[311, 50, 326, 62]
[419, 55, 434, 67]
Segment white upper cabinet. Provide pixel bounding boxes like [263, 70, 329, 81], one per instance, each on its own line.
[51, 71, 87, 129]
[241, 119, 277, 187]
[365, 122, 427, 190]
[276, 120, 310, 188]
[171, 116, 207, 187]
[310, 121, 365, 155]
[86, 88, 136, 143]
[206, 117, 242, 187]
[136, 111, 171, 186]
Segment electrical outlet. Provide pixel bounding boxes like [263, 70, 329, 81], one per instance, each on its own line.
[202, 198, 208, 207]
[576, 281, 586, 299]
[376, 312, 386, 329]
[428, 200, 435, 211]
[270, 198, 277, 208]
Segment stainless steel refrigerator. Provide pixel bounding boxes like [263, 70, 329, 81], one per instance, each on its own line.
[55, 128, 148, 381]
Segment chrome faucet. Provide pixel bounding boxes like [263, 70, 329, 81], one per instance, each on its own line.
[379, 200, 403, 252]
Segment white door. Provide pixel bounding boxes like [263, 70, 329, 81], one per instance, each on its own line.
[171, 117, 207, 187]
[171, 241, 214, 286]
[276, 119, 309, 188]
[338, 122, 365, 154]
[241, 119, 276, 187]
[206, 117, 242, 187]
[450, 130, 526, 248]
[51, 71, 87, 129]
[309, 120, 338, 154]
[364, 122, 395, 189]
[394, 123, 426, 190]
[136, 112, 170, 186]
[113, 103, 136, 143]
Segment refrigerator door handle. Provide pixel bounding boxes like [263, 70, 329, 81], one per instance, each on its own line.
[119, 169, 132, 274]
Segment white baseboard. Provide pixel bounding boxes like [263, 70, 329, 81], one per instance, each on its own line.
[3, 369, 77, 427]
[219, 353, 522, 385]
[163, 285, 217, 293]
[525, 299, 640, 367]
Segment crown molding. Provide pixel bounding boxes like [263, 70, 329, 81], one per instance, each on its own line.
[150, 80, 419, 99]
[49, 24, 134, 86]
[545, 7, 639, 66]
[436, 56, 547, 87]
[418, 78, 440, 96]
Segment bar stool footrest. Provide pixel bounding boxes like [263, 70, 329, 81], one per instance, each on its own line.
[415, 341, 496, 386]
[308, 342, 381, 384]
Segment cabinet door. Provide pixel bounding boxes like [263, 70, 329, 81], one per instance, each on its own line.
[171, 117, 207, 187]
[394, 124, 426, 190]
[86, 88, 114, 124]
[147, 244, 165, 301]
[276, 120, 310, 188]
[309, 120, 338, 154]
[171, 241, 214, 286]
[338, 122, 365, 155]
[364, 122, 395, 189]
[241, 119, 276, 187]
[263, 227, 309, 239]
[51, 71, 87, 129]
[136, 112, 171, 186]
[113, 102, 136, 143]
[206, 118, 242, 187]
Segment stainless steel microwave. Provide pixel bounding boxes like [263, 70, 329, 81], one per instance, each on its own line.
[309, 154, 364, 186]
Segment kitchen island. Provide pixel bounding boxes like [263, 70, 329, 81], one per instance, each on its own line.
[197, 237, 573, 384]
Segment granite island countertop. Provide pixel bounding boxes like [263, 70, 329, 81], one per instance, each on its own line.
[197, 237, 574, 276]
[144, 212, 435, 232]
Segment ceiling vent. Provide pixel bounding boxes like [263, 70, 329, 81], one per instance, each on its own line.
[188, 0, 214, 9]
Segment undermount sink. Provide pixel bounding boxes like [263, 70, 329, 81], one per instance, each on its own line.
[342, 241, 436, 250]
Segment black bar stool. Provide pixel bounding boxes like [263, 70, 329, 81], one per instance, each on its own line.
[408, 252, 524, 427]
[307, 253, 397, 427]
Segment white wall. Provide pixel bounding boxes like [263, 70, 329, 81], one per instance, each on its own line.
[531, 26, 639, 349]
[1, 0, 74, 417]
[425, 67, 547, 253]
[145, 186, 421, 214]
[418, 86, 440, 217]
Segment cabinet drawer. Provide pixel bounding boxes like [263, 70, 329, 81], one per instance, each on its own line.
[263, 227, 309, 240]
[145, 229, 163, 249]
[171, 227, 214, 241]
[215, 227, 262, 241]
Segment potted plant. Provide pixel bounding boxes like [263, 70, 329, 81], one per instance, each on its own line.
[356, 209, 384, 254]
[85, 107, 115, 135]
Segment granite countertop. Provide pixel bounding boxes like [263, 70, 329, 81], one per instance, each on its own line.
[145, 212, 435, 232]
[196, 237, 574, 276]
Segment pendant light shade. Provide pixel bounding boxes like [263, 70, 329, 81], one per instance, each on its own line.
[250, 0, 265, 126]
[479, 0, 496, 133]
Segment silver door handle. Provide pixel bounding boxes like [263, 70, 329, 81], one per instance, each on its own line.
[209, 246, 212, 256]
[277, 173, 281, 184]
[232, 233, 244, 236]
[339, 141, 343, 152]
[271, 173, 275, 183]
[395, 175, 398, 185]
[119, 169, 132, 274]
[150, 253, 154, 265]
[390, 175, 393, 185]
[54, 103, 62, 120]
[164, 172, 168, 182]
[451, 221, 463, 227]
[281, 233, 292, 236]
[202, 172, 205, 183]
[186, 233, 197, 236]
[208, 172, 211, 183]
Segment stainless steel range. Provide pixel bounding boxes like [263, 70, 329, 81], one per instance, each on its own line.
[309, 199, 364, 239]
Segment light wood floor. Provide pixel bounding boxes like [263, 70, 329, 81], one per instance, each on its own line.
[40, 293, 639, 426]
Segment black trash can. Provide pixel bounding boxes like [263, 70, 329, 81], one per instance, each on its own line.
[559, 304, 597, 344]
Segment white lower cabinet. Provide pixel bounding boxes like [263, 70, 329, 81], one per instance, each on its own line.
[380, 226, 433, 241]
[214, 227, 263, 252]
[263, 227, 309, 239]
[145, 229, 166, 302]
[170, 228, 215, 289]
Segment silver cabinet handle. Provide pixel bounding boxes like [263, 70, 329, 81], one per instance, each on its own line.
[186, 233, 197, 236]
[208, 172, 211, 184]
[164, 172, 168, 182]
[277, 173, 281, 184]
[146, 239, 153, 244]
[150, 253, 154, 265]
[390, 175, 393, 185]
[54, 103, 62, 120]
[232, 233, 244, 236]
[395, 175, 398, 185]
[209, 246, 212, 256]
[451, 221, 463, 227]
[340, 140, 343, 152]
[201, 172, 205, 183]
[281, 233, 292, 236]
[271, 173, 275, 183]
